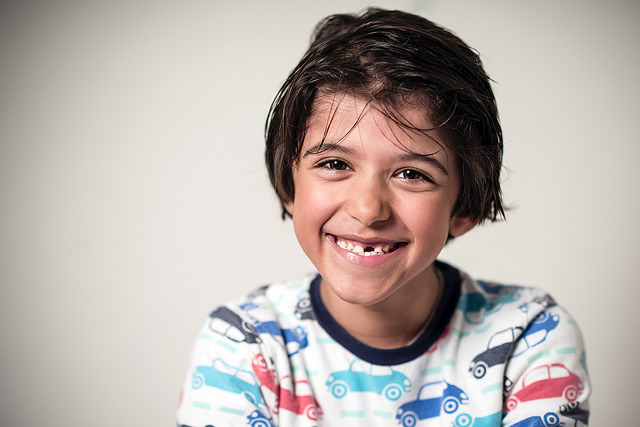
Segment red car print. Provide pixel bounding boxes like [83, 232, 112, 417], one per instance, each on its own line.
[252, 354, 279, 414]
[278, 375, 323, 421]
[251, 354, 322, 421]
[252, 354, 278, 392]
[506, 363, 583, 410]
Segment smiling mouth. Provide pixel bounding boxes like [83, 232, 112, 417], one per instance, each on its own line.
[331, 235, 406, 256]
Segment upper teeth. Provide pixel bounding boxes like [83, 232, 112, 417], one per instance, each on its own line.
[335, 237, 392, 256]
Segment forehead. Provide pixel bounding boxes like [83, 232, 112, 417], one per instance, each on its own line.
[305, 92, 453, 160]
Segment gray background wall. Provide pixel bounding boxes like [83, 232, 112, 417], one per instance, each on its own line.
[1, 0, 637, 425]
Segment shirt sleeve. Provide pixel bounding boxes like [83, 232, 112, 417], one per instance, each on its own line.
[501, 300, 591, 426]
[176, 309, 279, 427]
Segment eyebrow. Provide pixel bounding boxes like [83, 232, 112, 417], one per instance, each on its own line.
[303, 143, 354, 158]
[302, 142, 450, 176]
[396, 151, 449, 176]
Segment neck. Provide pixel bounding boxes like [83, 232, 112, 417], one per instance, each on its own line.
[320, 266, 442, 349]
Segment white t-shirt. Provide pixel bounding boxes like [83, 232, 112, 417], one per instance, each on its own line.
[177, 261, 590, 426]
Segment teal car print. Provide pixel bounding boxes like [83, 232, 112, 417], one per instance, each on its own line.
[192, 358, 264, 407]
[458, 287, 520, 324]
[326, 359, 411, 401]
[453, 411, 502, 427]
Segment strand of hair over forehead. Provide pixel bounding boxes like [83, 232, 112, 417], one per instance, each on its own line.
[309, 92, 446, 161]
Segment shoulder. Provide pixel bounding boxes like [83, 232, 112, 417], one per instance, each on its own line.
[450, 269, 590, 423]
[454, 270, 586, 356]
[456, 270, 562, 327]
[178, 274, 322, 425]
[450, 266, 588, 378]
[206, 273, 319, 341]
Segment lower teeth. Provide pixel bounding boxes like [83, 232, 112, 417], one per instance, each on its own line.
[335, 237, 398, 255]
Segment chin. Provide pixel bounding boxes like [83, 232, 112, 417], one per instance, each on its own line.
[332, 284, 392, 307]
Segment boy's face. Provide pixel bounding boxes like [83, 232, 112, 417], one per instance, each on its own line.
[285, 94, 476, 309]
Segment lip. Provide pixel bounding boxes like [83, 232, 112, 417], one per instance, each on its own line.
[326, 233, 407, 267]
[330, 233, 401, 246]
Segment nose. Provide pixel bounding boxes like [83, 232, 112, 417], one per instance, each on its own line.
[346, 178, 391, 226]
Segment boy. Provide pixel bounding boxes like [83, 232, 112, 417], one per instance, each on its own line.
[177, 8, 589, 426]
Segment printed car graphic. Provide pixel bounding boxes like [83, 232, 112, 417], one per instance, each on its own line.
[457, 286, 520, 324]
[395, 381, 469, 426]
[512, 312, 560, 357]
[278, 375, 323, 420]
[209, 306, 261, 344]
[511, 412, 561, 427]
[477, 280, 515, 294]
[560, 401, 589, 426]
[251, 320, 309, 356]
[504, 376, 514, 393]
[281, 326, 309, 356]
[192, 358, 264, 407]
[252, 354, 277, 389]
[295, 294, 314, 320]
[506, 363, 583, 410]
[453, 411, 502, 427]
[326, 359, 411, 401]
[240, 301, 261, 312]
[519, 294, 557, 313]
[469, 327, 523, 379]
[247, 285, 269, 299]
[251, 354, 322, 420]
[246, 409, 273, 427]
[251, 354, 278, 412]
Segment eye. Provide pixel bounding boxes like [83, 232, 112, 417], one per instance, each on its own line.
[319, 159, 350, 171]
[396, 168, 431, 182]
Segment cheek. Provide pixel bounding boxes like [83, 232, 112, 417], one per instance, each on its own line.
[291, 179, 343, 242]
[291, 181, 320, 226]
[405, 199, 454, 242]
[295, 188, 331, 222]
[293, 172, 334, 214]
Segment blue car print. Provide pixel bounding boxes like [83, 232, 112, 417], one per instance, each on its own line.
[192, 358, 264, 407]
[511, 412, 561, 427]
[246, 409, 273, 427]
[282, 325, 309, 356]
[240, 301, 261, 312]
[458, 287, 520, 324]
[252, 320, 309, 356]
[326, 359, 411, 401]
[396, 381, 469, 426]
[512, 312, 560, 357]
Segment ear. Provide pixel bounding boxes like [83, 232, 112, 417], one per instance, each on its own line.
[449, 214, 479, 238]
[283, 200, 294, 217]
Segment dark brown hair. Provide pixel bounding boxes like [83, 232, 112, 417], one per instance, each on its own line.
[265, 8, 505, 223]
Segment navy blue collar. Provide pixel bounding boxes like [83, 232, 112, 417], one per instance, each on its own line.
[309, 260, 461, 366]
